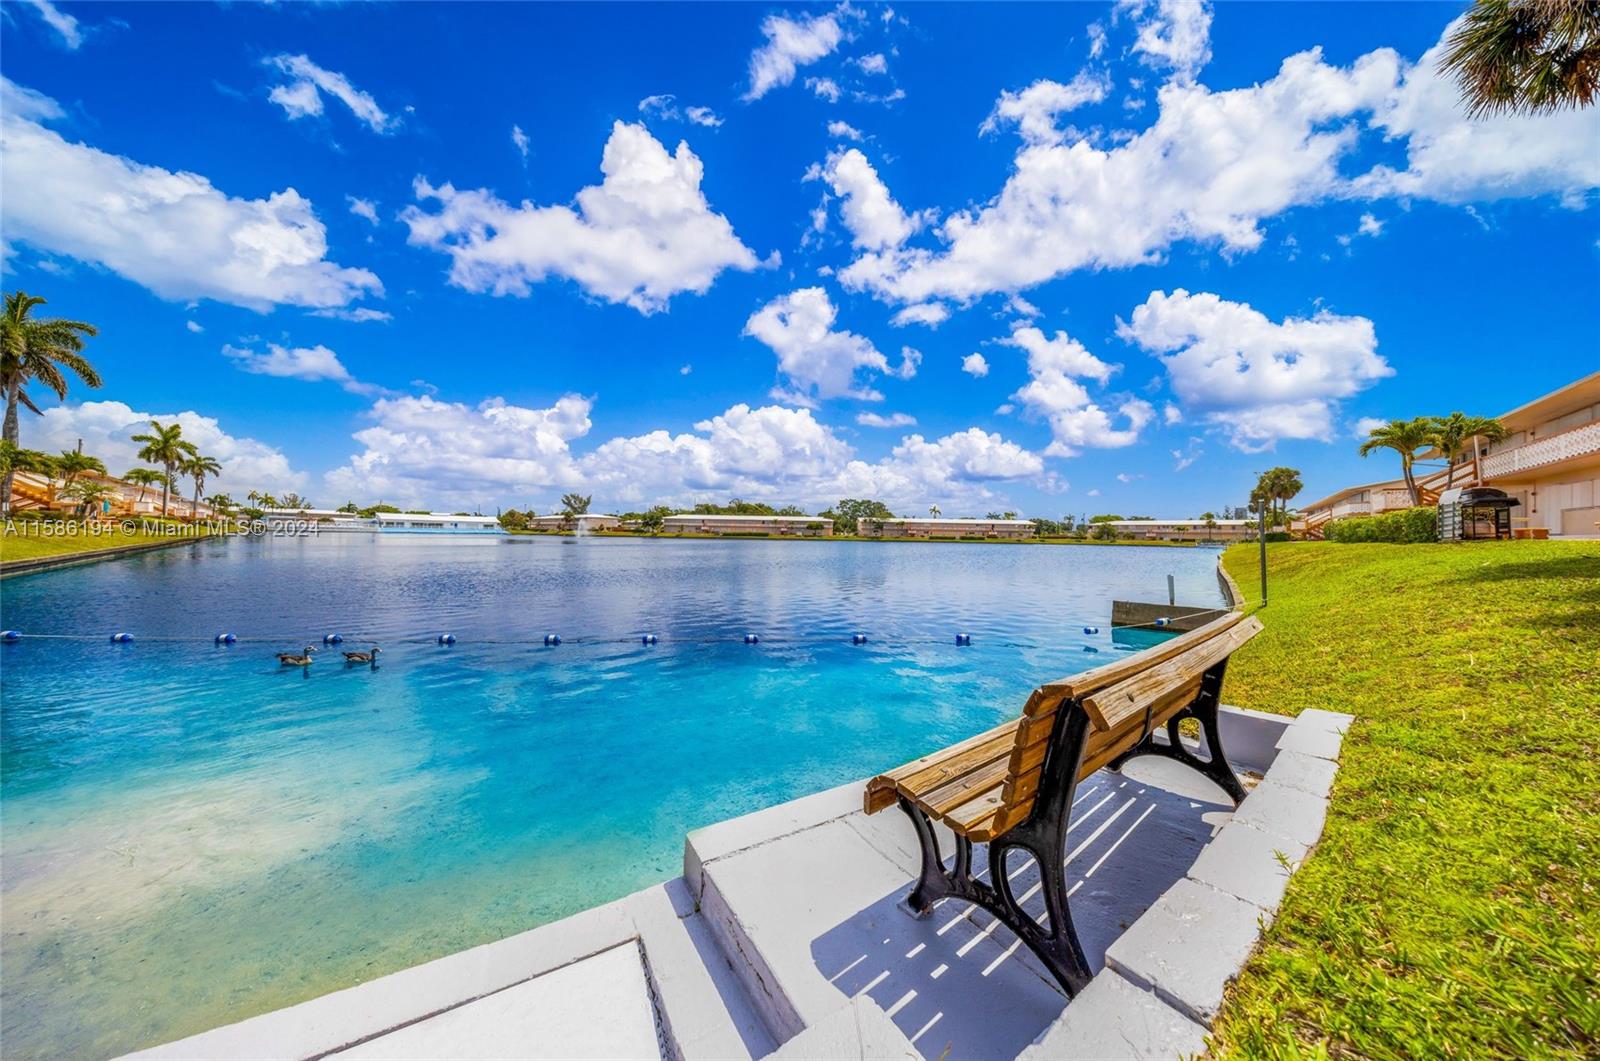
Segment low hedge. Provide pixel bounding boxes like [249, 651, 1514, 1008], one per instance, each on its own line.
[1325, 505, 1437, 543]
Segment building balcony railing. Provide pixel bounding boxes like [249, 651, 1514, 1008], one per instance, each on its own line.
[1481, 421, 1600, 480]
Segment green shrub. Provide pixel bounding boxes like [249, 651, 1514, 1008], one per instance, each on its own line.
[1265, 531, 1293, 543]
[1326, 505, 1437, 543]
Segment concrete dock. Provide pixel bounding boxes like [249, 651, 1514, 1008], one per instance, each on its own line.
[131, 705, 1349, 1061]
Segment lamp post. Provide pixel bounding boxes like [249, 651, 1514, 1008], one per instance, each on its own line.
[1259, 497, 1268, 606]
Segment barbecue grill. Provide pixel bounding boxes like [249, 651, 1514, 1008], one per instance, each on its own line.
[1437, 486, 1520, 541]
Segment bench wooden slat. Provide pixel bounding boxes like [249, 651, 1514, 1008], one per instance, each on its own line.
[864, 609, 1257, 844]
[1082, 616, 1261, 731]
[864, 718, 1019, 814]
[1040, 611, 1243, 705]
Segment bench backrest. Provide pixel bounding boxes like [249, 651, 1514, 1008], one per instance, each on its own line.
[990, 612, 1262, 834]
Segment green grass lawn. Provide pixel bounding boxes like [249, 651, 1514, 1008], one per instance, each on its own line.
[1211, 541, 1599, 1058]
[0, 523, 206, 564]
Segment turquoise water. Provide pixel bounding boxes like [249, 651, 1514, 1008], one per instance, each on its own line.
[0, 536, 1224, 1058]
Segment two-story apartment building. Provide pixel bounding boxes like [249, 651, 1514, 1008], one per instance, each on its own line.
[855, 517, 1037, 539]
[1299, 371, 1600, 538]
[661, 514, 833, 536]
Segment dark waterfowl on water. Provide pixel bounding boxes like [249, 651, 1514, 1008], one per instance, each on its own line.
[343, 646, 381, 664]
[277, 647, 317, 666]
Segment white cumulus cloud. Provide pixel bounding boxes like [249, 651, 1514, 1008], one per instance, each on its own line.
[265, 55, 399, 134]
[961, 352, 990, 377]
[815, 148, 919, 250]
[1117, 288, 1392, 451]
[325, 393, 594, 508]
[222, 342, 381, 395]
[1118, 0, 1214, 83]
[744, 287, 890, 403]
[30, 400, 307, 493]
[891, 302, 950, 328]
[402, 121, 763, 314]
[857, 411, 916, 428]
[0, 78, 383, 312]
[1002, 325, 1151, 455]
[745, 10, 845, 100]
[833, 23, 1598, 309]
[980, 72, 1110, 146]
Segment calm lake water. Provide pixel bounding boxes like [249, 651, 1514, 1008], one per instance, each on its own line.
[0, 535, 1226, 1058]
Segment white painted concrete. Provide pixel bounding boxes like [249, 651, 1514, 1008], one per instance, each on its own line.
[130, 704, 1347, 1061]
[331, 943, 661, 1060]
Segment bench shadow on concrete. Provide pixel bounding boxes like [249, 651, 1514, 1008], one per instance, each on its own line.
[809, 761, 1234, 1060]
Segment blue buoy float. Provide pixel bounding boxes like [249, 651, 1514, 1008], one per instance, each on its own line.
[437, 633, 456, 645]
[323, 633, 344, 645]
[1, 630, 20, 643]
[955, 632, 972, 646]
[851, 633, 868, 645]
[543, 634, 562, 646]
[1154, 617, 1171, 628]
[1082, 625, 1100, 635]
[214, 633, 237, 645]
[743, 633, 760, 645]
[110, 632, 134, 644]
[641, 634, 658, 645]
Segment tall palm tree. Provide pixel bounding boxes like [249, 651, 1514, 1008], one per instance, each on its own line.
[1430, 412, 1510, 488]
[1263, 466, 1303, 524]
[124, 468, 164, 508]
[0, 291, 101, 512]
[1443, 0, 1600, 117]
[1359, 418, 1436, 505]
[182, 452, 222, 519]
[130, 420, 196, 518]
[54, 449, 106, 488]
[1200, 511, 1218, 542]
[246, 489, 261, 508]
[929, 504, 941, 517]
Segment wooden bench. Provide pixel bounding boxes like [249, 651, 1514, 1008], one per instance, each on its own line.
[864, 611, 1263, 996]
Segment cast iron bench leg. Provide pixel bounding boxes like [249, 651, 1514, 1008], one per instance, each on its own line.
[894, 708, 1098, 997]
[1107, 660, 1248, 804]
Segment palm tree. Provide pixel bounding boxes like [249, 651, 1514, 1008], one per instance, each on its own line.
[1200, 511, 1218, 542]
[54, 449, 106, 488]
[1359, 418, 1436, 505]
[1262, 466, 1303, 525]
[1, 291, 101, 512]
[929, 504, 941, 517]
[1430, 412, 1510, 488]
[62, 478, 116, 521]
[205, 493, 234, 514]
[182, 453, 222, 519]
[0, 441, 52, 514]
[258, 493, 279, 510]
[1443, 0, 1600, 117]
[247, 489, 261, 508]
[124, 468, 164, 508]
[559, 492, 590, 528]
[130, 420, 196, 518]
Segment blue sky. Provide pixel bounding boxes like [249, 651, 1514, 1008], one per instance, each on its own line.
[2, 0, 1596, 517]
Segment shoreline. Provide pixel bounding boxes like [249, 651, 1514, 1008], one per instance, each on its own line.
[0, 533, 215, 579]
[507, 529, 1210, 547]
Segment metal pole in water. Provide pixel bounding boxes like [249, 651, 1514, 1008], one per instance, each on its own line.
[1167, 573, 1175, 606]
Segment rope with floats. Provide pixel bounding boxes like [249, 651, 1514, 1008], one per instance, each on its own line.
[0, 606, 1232, 652]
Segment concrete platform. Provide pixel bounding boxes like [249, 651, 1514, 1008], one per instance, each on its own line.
[330, 942, 661, 1060]
[128, 704, 1346, 1061]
